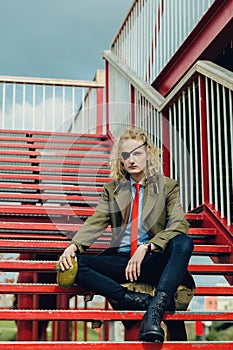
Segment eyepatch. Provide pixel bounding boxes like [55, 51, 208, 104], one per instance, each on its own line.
[121, 142, 147, 160]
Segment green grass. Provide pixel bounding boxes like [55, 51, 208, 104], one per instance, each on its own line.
[0, 320, 17, 341]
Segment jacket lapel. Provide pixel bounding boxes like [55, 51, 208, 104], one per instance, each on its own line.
[142, 180, 159, 222]
[114, 180, 131, 225]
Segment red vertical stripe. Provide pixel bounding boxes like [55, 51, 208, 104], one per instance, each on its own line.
[199, 75, 209, 204]
[162, 114, 170, 177]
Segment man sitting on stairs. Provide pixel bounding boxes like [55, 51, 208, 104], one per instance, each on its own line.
[59, 127, 195, 343]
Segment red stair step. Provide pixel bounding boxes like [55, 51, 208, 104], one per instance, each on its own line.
[188, 264, 233, 274]
[0, 341, 233, 350]
[0, 283, 232, 296]
[0, 238, 229, 255]
[0, 258, 233, 275]
[0, 309, 232, 322]
[0, 204, 97, 216]
[0, 173, 111, 185]
[0, 157, 109, 165]
[0, 146, 110, 155]
[193, 244, 231, 254]
[0, 192, 100, 202]
[0, 165, 111, 174]
[0, 183, 102, 193]
[0, 205, 207, 222]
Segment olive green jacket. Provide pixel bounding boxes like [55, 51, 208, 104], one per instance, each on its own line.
[70, 175, 190, 253]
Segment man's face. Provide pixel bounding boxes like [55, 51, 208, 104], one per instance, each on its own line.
[120, 139, 147, 182]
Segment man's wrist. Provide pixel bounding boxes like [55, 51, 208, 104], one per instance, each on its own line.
[142, 242, 159, 252]
[142, 242, 152, 253]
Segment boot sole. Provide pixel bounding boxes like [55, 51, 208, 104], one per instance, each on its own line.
[141, 330, 164, 343]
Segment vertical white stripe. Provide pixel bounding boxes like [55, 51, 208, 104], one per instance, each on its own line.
[52, 85, 55, 131]
[22, 83, 26, 130]
[188, 86, 194, 209]
[169, 107, 173, 178]
[12, 83, 16, 129]
[42, 85, 46, 131]
[62, 86, 65, 132]
[182, 91, 188, 211]
[82, 88, 85, 134]
[178, 97, 184, 205]
[32, 84, 36, 130]
[216, 83, 224, 217]
[71, 87, 75, 133]
[193, 81, 199, 207]
[173, 103, 178, 181]
[205, 77, 213, 204]
[210, 80, 218, 211]
[1, 83, 5, 129]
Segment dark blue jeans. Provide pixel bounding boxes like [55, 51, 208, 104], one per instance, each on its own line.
[75, 234, 194, 301]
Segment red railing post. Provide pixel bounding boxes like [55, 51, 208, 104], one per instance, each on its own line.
[199, 74, 209, 204]
[96, 88, 104, 134]
[162, 113, 170, 177]
[56, 294, 70, 340]
[17, 254, 34, 341]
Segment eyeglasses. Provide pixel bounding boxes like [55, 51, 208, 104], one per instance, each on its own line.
[121, 142, 147, 160]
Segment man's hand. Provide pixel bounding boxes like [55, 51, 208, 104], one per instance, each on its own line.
[125, 244, 148, 282]
[59, 244, 77, 271]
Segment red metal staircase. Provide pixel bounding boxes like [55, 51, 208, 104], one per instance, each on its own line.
[0, 129, 232, 349]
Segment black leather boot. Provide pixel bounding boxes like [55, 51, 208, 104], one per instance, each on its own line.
[109, 290, 153, 332]
[109, 290, 153, 311]
[138, 291, 174, 343]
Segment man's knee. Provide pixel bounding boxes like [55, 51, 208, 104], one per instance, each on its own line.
[169, 234, 194, 255]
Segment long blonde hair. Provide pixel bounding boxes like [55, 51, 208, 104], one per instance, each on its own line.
[110, 127, 161, 182]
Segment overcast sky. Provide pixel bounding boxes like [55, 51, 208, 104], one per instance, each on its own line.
[0, 0, 133, 81]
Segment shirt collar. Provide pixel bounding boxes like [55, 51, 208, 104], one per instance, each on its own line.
[130, 177, 144, 187]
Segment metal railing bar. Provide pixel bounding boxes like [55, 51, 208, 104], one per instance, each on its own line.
[173, 103, 178, 182]
[12, 83, 16, 130]
[178, 97, 183, 202]
[62, 86, 65, 132]
[229, 90, 233, 198]
[222, 86, 231, 226]
[42, 85, 46, 131]
[52, 85, 55, 131]
[103, 50, 164, 109]
[205, 77, 213, 205]
[1, 83, 5, 129]
[32, 84, 36, 130]
[188, 86, 194, 209]
[0, 75, 105, 88]
[182, 91, 188, 210]
[103, 51, 233, 113]
[216, 83, 224, 217]
[211, 80, 218, 212]
[22, 83, 26, 130]
[193, 81, 200, 207]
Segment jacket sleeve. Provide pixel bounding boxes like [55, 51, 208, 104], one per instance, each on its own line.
[149, 179, 190, 251]
[70, 185, 111, 253]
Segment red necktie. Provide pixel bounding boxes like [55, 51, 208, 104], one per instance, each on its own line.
[130, 183, 140, 257]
